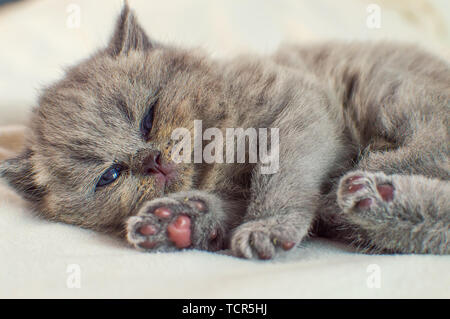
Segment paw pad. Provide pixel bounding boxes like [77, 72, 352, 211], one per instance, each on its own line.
[167, 215, 192, 248]
[209, 229, 218, 240]
[154, 207, 172, 218]
[377, 184, 394, 202]
[281, 241, 296, 251]
[356, 198, 373, 209]
[346, 175, 363, 184]
[138, 224, 156, 236]
[127, 192, 224, 252]
[189, 199, 207, 212]
[347, 183, 365, 193]
[338, 171, 396, 213]
[258, 252, 273, 260]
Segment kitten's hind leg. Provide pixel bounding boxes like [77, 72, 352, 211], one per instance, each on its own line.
[337, 114, 450, 254]
[337, 170, 450, 254]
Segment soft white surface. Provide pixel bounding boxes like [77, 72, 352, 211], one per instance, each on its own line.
[1, 192, 449, 298]
[0, 0, 449, 298]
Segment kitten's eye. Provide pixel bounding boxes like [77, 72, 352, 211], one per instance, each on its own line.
[96, 165, 122, 188]
[141, 102, 156, 138]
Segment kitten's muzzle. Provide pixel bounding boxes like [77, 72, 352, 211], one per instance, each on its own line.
[141, 150, 168, 176]
[133, 149, 177, 187]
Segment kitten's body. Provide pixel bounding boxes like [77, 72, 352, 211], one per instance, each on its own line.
[1, 5, 449, 258]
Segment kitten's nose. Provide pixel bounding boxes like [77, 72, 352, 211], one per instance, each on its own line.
[142, 150, 165, 176]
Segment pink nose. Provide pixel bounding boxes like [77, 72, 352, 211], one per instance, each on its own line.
[142, 151, 174, 177]
[142, 151, 163, 175]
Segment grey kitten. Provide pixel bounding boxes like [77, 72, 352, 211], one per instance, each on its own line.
[0, 4, 448, 258]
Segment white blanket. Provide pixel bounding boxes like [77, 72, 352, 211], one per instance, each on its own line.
[0, 0, 449, 298]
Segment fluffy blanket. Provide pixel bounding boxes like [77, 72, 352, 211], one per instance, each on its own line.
[0, 0, 449, 298]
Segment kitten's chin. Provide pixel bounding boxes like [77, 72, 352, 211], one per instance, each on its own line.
[157, 162, 179, 188]
[154, 173, 167, 188]
[156, 170, 178, 190]
[162, 175, 191, 196]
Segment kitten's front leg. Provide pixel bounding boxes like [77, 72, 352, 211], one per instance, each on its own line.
[126, 191, 228, 252]
[230, 111, 346, 259]
[231, 213, 309, 259]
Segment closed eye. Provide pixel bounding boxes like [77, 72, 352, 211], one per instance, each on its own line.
[141, 99, 157, 139]
[96, 164, 123, 188]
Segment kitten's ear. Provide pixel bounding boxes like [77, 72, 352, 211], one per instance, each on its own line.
[106, 2, 153, 56]
[0, 150, 45, 202]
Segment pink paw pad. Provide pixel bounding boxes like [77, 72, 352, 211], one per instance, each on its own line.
[356, 198, 373, 209]
[209, 229, 218, 240]
[377, 184, 394, 202]
[189, 200, 207, 212]
[258, 252, 273, 260]
[281, 241, 295, 251]
[167, 215, 192, 248]
[138, 224, 156, 236]
[346, 175, 363, 184]
[347, 183, 365, 193]
[154, 207, 172, 218]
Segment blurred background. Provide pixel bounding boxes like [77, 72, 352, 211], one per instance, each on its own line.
[0, 0, 449, 126]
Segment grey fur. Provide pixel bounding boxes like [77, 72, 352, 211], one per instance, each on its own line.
[0, 4, 448, 258]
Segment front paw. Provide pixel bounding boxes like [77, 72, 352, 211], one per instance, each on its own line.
[230, 218, 300, 260]
[126, 191, 226, 252]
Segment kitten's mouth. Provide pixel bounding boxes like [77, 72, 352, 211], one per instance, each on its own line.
[153, 163, 177, 190]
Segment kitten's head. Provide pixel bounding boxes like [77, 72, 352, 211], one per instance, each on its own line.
[0, 4, 225, 233]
